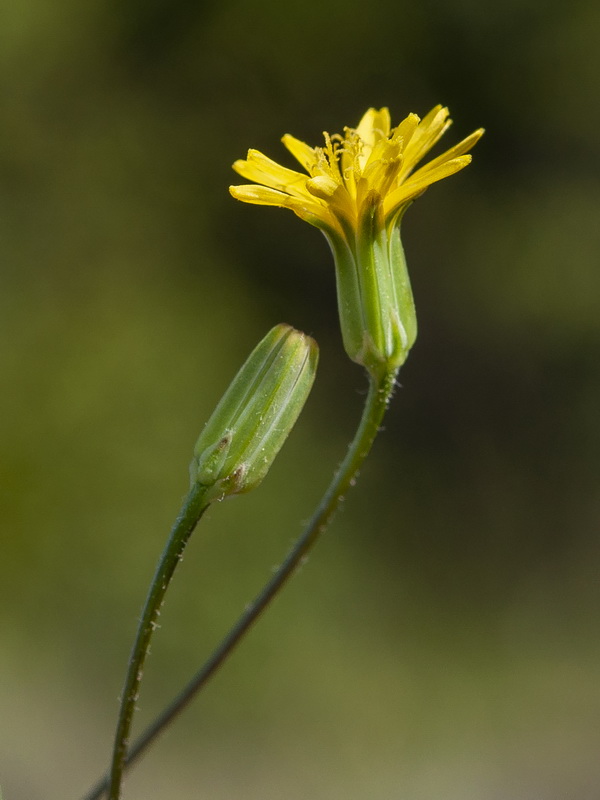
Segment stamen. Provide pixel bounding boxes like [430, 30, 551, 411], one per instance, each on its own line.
[313, 146, 330, 175]
[322, 131, 343, 183]
[338, 128, 364, 183]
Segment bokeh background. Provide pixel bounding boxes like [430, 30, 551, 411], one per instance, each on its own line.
[1, 0, 599, 798]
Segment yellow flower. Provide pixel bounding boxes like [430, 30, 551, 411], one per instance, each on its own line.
[230, 106, 483, 377]
[231, 106, 482, 236]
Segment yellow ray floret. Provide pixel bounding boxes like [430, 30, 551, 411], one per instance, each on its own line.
[230, 106, 484, 236]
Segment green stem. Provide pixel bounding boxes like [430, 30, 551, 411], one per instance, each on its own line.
[106, 482, 211, 800]
[82, 368, 397, 800]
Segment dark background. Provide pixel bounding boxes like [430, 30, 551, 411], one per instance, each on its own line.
[1, 0, 599, 798]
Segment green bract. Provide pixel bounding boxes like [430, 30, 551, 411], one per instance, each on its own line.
[190, 324, 318, 501]
[327, 205, 417, 376]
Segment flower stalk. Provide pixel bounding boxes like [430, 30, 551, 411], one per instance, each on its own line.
[106, 483, 210, 800]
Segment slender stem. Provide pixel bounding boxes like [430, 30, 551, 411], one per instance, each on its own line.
[106, 482, 211, 800]
[82, 367, 397, 800]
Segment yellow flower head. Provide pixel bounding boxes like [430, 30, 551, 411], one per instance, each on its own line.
[230, 106, 483, 378]
[230, 105, 483, 237]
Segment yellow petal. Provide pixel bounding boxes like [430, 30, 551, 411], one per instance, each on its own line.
[232, 150, 309, 199]
[356, 107, 391, 144]
[355, 107, 391, 169]
[229, 183, 331, 225]
[383, 155, 473, 218]
[363, 155, 403, 198]
[229, 184, 294, 207]
[400, 106, 451, 175]
[419, 104, 446, 130]
[409, 128, 484, 182]
[282, 134, 319, 173]
[392, 113, 420, 146]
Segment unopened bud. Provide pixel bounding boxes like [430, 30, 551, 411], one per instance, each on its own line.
[190, 324, 318, 501]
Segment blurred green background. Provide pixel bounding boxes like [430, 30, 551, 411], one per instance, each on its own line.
[1, 0, 599, 798]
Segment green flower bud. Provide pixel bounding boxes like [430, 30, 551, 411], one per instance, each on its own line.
[190, 324, 318, 501]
